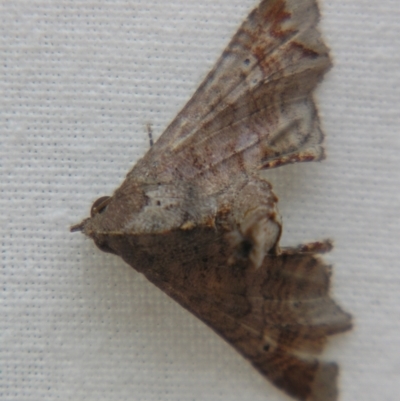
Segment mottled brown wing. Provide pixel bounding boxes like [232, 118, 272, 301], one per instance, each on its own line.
[150, 0, 331, 179]
[110, 228, 351, 401]
[196, 249, 351, 401]
[200, 251, 351, 401]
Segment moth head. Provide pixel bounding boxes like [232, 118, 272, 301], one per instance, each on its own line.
[70, 195, 111, 233]
[71, 181, 147, 255]
[71, 195, 117, 254]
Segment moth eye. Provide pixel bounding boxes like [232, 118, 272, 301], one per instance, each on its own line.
[91, 196, 111, 217]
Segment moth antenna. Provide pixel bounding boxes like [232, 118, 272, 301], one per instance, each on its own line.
[146, 123, 154, 147]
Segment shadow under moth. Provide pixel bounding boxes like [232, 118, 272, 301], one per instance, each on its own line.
[71, 1, 352, 400]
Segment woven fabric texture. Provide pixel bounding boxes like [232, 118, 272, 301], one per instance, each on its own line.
[1, 1, 399, 400]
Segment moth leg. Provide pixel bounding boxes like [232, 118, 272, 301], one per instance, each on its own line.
[222, 178, 282, 268]
[261, 145, 325, 170]
[281, 240, 333, 255]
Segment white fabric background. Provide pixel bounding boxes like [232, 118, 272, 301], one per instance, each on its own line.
[1, 1, 399, 400]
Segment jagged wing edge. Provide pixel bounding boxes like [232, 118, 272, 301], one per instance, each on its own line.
[151, 0, 330, 155]
[163, 250, 351, 401]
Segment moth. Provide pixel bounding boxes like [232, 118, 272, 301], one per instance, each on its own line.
[72, 1, 352, 400]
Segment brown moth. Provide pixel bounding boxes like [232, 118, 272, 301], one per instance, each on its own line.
[72, 1, 352, 400]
